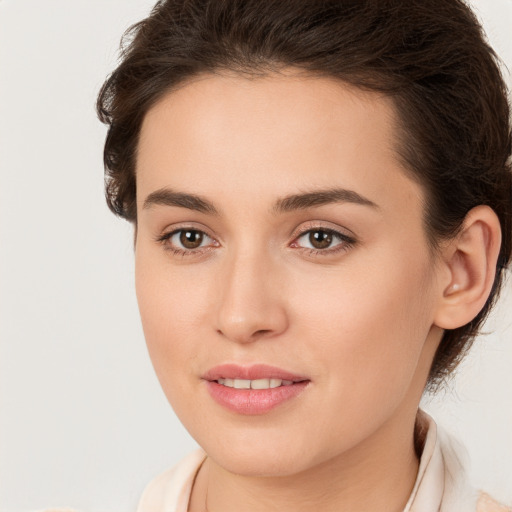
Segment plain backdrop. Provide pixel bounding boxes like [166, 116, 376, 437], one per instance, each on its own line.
[0, 1, 511, 511]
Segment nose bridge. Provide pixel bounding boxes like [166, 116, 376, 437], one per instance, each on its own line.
[215, 242, 288, 343]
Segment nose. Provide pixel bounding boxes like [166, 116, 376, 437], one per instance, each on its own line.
[214, 250, 289, 344]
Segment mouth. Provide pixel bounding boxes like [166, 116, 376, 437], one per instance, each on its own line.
[203, 363, 308, 382]
[203, 364, 310, 415]
[216, 378, 295, 389]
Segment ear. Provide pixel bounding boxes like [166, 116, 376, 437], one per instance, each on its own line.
[434, 205, 502, 330]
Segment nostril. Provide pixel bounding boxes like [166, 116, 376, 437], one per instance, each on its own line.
[216, 327, 275, 343]
[253, 329, 273, 338]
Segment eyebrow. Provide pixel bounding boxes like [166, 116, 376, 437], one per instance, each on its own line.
[142, 187, 378, 215]
[272, 188, 379, 213]
[143, 188, 219, 215]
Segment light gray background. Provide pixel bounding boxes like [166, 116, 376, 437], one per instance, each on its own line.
[0, 1, 511, 511]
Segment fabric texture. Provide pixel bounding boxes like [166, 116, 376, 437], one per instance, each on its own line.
[137, 411, 511, 512]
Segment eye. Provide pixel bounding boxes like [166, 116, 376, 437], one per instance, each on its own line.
[301, 229, 335, 249]
[173, 229, 209, 249]
[292, 228, 355, 254]
[157, 228, 218, 254]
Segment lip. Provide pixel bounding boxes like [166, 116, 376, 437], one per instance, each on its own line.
[203, 364, 310, 415]
[203, 363, 308, 382]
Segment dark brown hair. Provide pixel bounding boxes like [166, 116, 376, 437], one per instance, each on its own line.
[97, 0, 512, 388]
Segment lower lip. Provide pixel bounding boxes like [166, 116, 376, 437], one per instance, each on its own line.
[205, 381, 309, 415]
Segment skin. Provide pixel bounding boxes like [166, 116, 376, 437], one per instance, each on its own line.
[134, 71, 500, 512]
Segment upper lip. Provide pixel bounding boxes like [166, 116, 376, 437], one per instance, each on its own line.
[203, 364, 308, 382]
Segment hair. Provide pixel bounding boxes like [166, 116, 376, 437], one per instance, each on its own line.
[97, 0, 512, 389]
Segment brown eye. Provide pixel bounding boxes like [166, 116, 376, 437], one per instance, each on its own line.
[293, 227, 355, 254]
[158, 227, 218, 255]
[309, 230, 333, 249]
[179, 230, 204, 249]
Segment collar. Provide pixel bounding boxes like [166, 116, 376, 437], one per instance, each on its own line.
[404, 409, 477, 511]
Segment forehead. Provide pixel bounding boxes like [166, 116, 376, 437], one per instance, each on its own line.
[138, 71, 398, 163]
[136, 71, 422, 218]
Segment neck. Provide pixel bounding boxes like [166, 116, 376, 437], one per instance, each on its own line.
[191, 408, 421, 512]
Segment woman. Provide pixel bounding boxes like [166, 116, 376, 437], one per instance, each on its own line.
[97, 0, 511, 510]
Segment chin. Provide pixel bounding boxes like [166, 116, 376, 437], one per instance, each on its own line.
[191, 423, 331, 478]
[210, 445, 313, 477]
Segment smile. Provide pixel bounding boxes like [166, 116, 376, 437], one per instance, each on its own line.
[216, 378, 294, 389]
[204, 364, 310, 415]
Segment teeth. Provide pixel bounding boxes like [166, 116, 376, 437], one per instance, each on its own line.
[234, 379, 251, 389]
[216, 378, 295, 389]
[251, 378, 271, 389]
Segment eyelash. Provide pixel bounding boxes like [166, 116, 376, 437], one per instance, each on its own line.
[291, 226, 356, 256]
[156, 228, 218, 257]
[156, 225, 356, 258]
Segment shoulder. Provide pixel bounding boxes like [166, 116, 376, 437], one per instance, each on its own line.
[477, 492, 512, 512]
[137, 449, 207, 512]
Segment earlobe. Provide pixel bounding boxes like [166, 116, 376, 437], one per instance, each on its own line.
[434, 205, 502, 330]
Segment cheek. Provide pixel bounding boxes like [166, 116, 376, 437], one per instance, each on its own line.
[135, 238, 212, 328]
[134, 248, 209, 394]
[291, 252, 436, 404]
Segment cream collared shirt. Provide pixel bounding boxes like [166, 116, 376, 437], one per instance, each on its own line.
[137, 411, 511, 512]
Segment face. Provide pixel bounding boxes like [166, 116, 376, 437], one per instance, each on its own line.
[135, 71, 445, 477]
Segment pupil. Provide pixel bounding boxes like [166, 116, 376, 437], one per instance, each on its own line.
[180, 230, 203, 249]
[309, 230, 332, 249]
